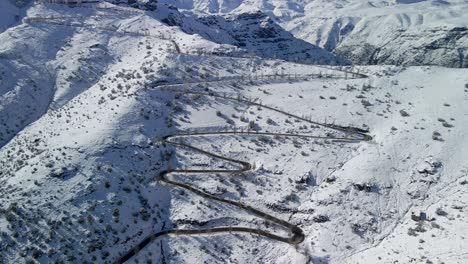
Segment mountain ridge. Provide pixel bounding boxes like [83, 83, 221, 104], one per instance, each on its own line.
[162, 0, 468, 67]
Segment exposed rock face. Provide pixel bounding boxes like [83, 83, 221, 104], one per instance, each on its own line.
[416, 157, 443, 175]
[336, 26, 468, 68]
[153, 6, 349, 64]
[191, 11, 349, 65]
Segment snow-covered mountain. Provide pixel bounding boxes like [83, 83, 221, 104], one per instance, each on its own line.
[1, 1, 468, 264]
[163, 0, 468, 68]
[157, 9, 348, 65]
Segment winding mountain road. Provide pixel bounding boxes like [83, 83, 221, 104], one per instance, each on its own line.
[116, 77, 371, 263]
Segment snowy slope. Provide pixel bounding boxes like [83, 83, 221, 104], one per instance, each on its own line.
[0, 1, 238, 148]
[0, 2, 244, 262]
[1, 1, 468, 264]
[146, 65, 468, 264]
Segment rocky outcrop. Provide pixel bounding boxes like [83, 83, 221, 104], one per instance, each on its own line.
[336, 26, 468, 67]
[186, 11, 349, 65]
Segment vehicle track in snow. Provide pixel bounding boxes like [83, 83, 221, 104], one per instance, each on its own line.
[116, 77, 371, 263]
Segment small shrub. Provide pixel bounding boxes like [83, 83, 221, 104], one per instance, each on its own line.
[435, 207, 448, 216]
[313, 215, 329, 223]
[399, 110, 410, 117]
[248, 120, 256, 129]
[432, 131, 443, 141]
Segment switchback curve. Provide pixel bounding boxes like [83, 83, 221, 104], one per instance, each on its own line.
[116, 81, 371, 264]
